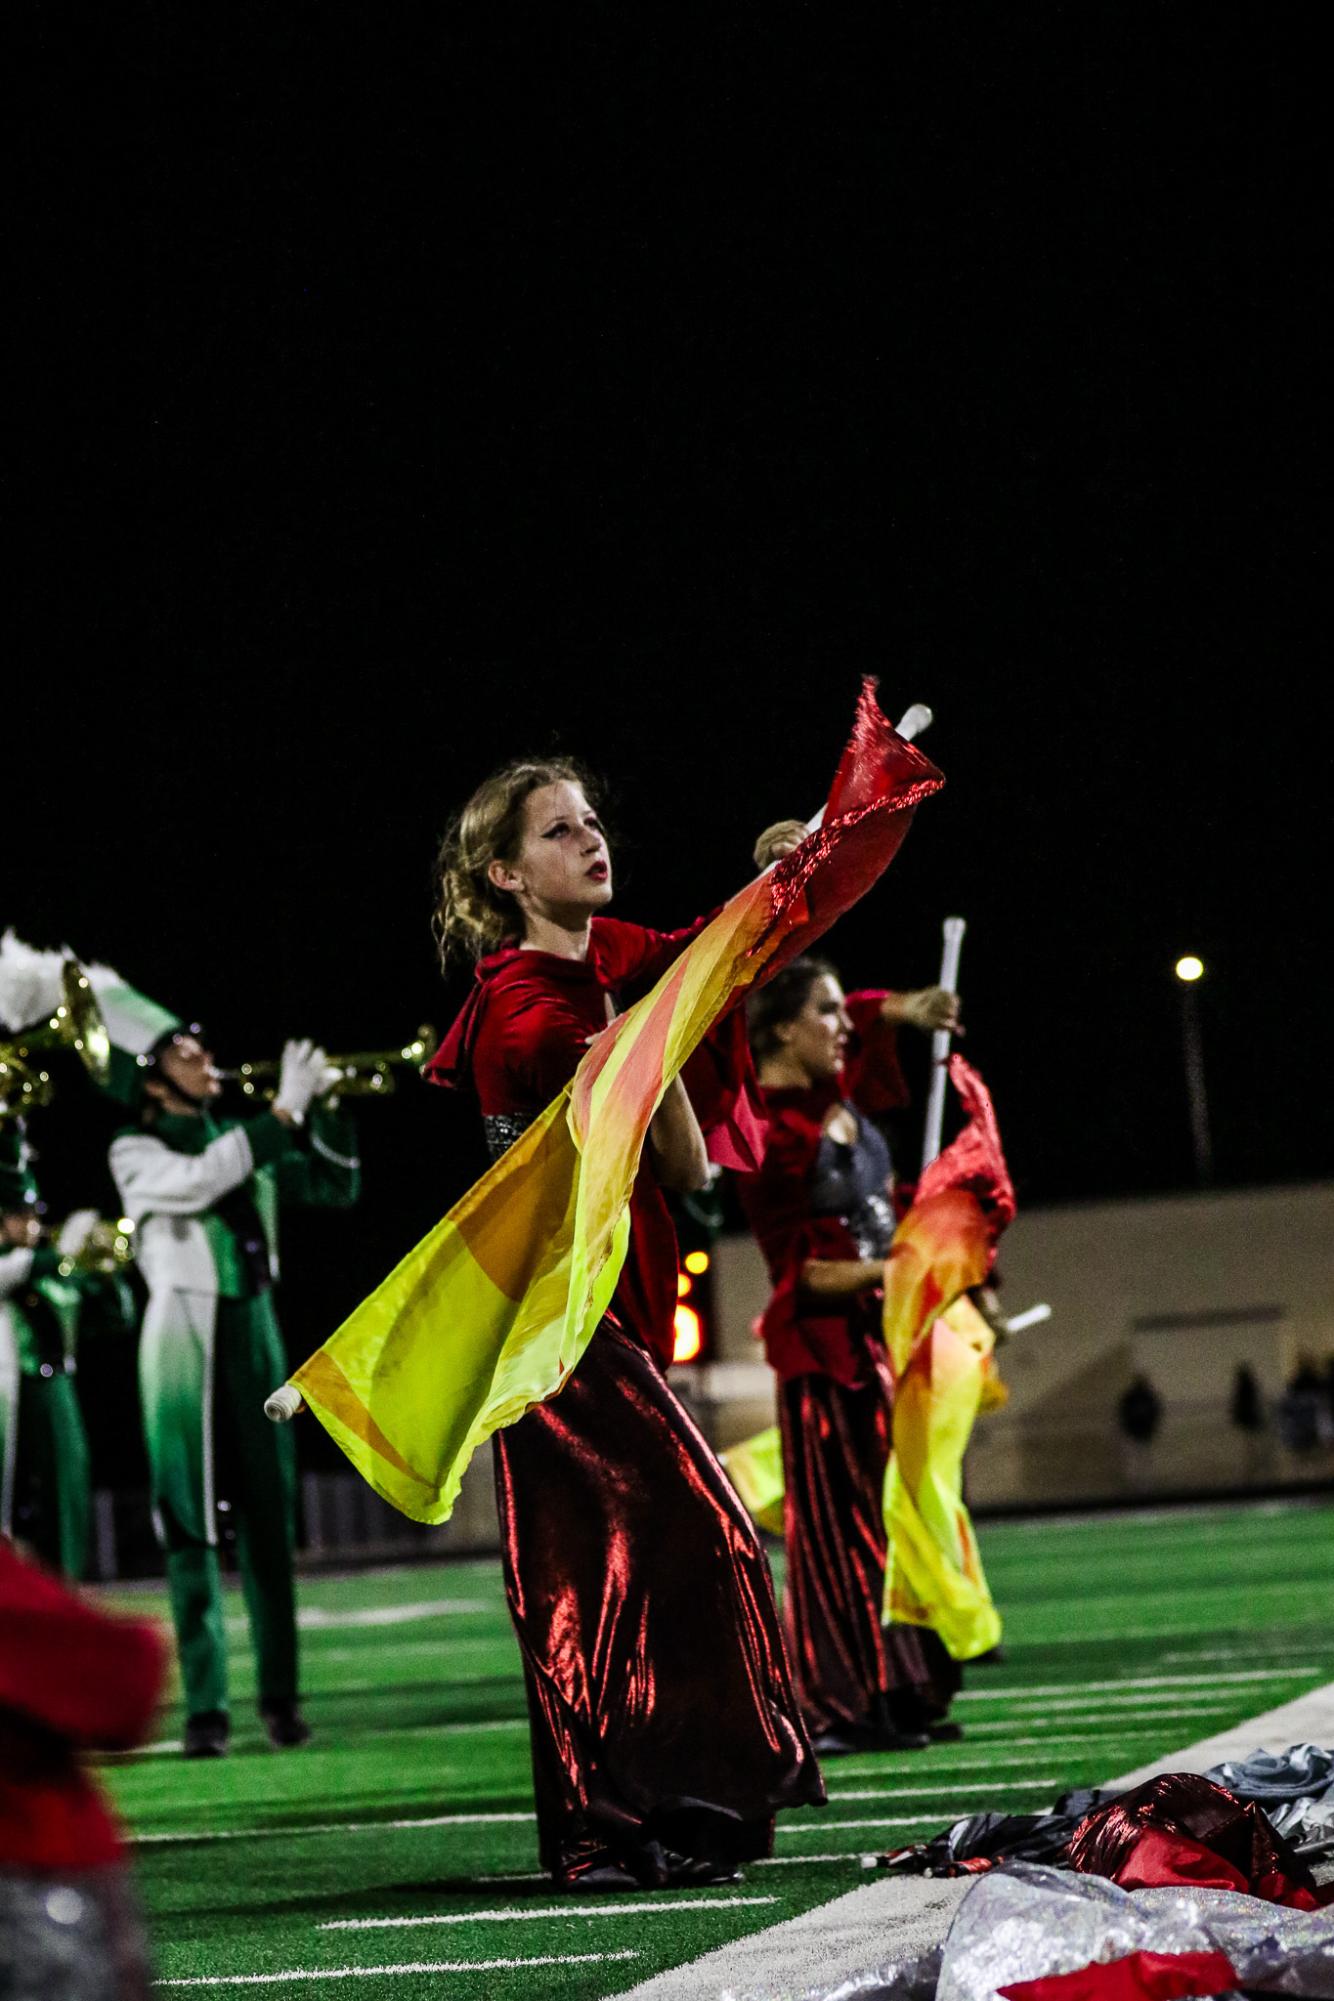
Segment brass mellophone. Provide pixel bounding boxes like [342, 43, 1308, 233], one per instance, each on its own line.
[0, 961, 112, 1124]
[223, 1027, 435, 1103]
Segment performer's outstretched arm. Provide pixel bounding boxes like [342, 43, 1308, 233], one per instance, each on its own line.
[648, 1074, 710, 1194]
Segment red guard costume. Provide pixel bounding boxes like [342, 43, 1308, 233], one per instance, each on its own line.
[428, 916, 823, 1888]
[739, 992, 960, 1746]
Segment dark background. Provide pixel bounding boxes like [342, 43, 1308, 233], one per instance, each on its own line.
[10, 9, 1323, 1482]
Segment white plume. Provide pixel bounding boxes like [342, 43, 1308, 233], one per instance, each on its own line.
[0, 930, 68, 1035]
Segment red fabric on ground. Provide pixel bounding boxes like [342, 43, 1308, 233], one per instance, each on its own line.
[1068, 1771, 1322, 1911]
[0, 1542, 165, 1871]
[999, 1949, 1240, 2001]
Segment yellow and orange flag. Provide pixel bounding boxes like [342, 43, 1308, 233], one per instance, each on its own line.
[286, 682, 943, 1523]
[881, 1054, 1015, 1658]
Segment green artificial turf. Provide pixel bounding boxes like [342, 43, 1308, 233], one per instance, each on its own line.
[99, 1498, 1334, 1997]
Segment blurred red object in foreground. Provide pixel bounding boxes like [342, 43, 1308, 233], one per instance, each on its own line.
[0, 1540, 165, 1872]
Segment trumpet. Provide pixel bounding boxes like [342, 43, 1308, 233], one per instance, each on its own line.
[224, 1026, 435, 1104]
[0, 960, 112, 1123]
[55, 1214, 137, 1279]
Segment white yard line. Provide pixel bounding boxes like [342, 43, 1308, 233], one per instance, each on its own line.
[825, 1779, 1058, 1802]
[319, 1896, 775, 1932]
[135, 1812, 533, 1847]
[957, 1665, 1316, 1701]
[1105, 1678, 1334, 1790]
[964, 1703, 1230, 1730]
[222, 1599, 488, 1635]
[156, 1949, 638, 1987]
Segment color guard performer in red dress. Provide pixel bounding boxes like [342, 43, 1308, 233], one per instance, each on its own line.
[426, 759, 823, 1891]
[739, 953, 965, 1752]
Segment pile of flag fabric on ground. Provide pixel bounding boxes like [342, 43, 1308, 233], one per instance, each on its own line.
[791, 1746, 1334, 2000]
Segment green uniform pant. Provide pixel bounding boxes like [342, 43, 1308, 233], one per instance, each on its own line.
[13, 1373, 91, 1579]
[160, 1296, 298, 1719]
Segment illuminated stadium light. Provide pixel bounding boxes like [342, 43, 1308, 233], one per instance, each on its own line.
[1174, 955, 1205, 983]
[684, 1249, 711, 1276]
[673, 1302, 704, 1364]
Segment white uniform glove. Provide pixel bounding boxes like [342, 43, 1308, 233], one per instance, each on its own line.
[56, 1209, 101, 1261]
[273, 1039, 339, 1124]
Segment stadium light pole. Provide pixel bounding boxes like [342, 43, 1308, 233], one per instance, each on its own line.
[1174, 955, 1213, 1185]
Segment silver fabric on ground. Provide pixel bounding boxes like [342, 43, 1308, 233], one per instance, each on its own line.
[786, 1863, 1334, 2001]
[924, 1864, 1334, 2001]
[1204, 1740, 1334, 1866]
[1205, 1741, 1334, 1804]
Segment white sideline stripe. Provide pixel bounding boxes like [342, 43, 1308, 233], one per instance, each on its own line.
[319, 1896, 776, 1932]
[156, 1949, 638, 1986]
[826, 1779, 1058, 1802]
[958, 1666, 1317, 1701]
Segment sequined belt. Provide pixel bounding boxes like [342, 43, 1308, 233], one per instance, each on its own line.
[482, 1111, 537, 1162]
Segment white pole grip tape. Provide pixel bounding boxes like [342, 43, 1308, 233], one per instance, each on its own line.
[264, 1384, 304, 1424]
[1004, 1303, 1053, 1334]
[920, 915, 967, 1174]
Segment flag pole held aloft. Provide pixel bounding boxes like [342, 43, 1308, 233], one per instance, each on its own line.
[920, 915, 966, 1173]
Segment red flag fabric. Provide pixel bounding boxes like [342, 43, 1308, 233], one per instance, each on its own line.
[999, 1950, 1240, 2001]
[1068, 1772, 1326, 1911]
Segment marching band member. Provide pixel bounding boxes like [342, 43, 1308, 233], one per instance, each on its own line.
[1, 937, 135, 1579]
[427, 758, 823, 1891]
[739, 954, 965, 1751]
[0, 1121, 132, 1578]
[94, 969, 360, 1758]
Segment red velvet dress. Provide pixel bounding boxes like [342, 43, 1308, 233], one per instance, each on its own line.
[430, 918, 823, 1885]
[738, 995, 960, 1743]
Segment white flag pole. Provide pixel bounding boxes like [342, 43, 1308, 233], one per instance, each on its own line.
[1004, 1303, 1052, 1335]
[920, 915, 966, 1173]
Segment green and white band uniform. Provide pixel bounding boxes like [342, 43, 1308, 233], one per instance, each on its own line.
[110, 1099, 359, 1724]
[93, 969, 361, 1734]
[0, 1219, 132, 1579]
[0, 929, 134, 1579]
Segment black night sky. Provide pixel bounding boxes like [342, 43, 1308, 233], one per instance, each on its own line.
[12, 9, 1324, 1450]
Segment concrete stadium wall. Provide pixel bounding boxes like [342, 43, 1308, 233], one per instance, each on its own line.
[697, 1179, 1334, 1509]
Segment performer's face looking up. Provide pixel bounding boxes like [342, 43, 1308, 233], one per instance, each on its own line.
[775, 974, 852, 1084]
[148, 1034, 223, 1111]
[489, 780, 613, 933]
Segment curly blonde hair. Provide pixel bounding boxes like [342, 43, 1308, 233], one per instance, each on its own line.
[433, 757, 598, 966]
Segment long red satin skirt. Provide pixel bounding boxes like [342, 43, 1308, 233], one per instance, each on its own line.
[779, 1343, 961, 1739]
[493, 1321, 824, 1883]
